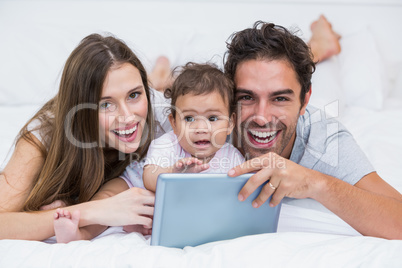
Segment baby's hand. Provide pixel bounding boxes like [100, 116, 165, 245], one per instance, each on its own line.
[172, 157, 209, 173]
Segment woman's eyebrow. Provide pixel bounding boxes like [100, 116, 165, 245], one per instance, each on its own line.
[100, 85, 143, 100]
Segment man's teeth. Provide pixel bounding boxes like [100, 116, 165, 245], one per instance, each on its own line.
[114, 125, 137, 135]
[249, 130, 277, 143]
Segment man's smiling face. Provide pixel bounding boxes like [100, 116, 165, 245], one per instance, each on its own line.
[234, 59, 311, 160]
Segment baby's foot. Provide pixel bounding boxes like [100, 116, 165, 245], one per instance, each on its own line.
[54, 208, 81, 243]
[308, 15, 341, 62]
[148, 56, 174, 92]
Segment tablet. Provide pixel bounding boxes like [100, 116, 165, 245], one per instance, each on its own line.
[150, 173, 281, 248]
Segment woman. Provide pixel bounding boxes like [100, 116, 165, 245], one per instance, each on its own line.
[0, 33, 158, 241]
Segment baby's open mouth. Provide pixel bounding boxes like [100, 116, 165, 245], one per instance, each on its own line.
[194, 140, 210, 145]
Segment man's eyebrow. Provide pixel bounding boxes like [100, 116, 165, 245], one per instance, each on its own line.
[235, 88, 295, 97]
[269, 89, 295, 97]
[235, 88, 255, 96]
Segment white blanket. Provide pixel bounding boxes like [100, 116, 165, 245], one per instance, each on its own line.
[1, 229, 401, 267]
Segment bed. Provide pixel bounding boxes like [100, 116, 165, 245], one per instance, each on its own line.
[1, 0, 402, 267]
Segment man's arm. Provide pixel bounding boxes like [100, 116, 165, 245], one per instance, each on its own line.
[228, 152, 402, 239]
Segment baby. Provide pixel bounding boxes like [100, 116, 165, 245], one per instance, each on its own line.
[142, 62, 245, 191]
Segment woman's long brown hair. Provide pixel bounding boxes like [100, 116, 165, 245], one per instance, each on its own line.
[18, 34, 154, 211]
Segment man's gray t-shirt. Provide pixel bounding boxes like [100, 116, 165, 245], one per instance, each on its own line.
[290, 105, 374, 184]
[284, 105, 375, 212]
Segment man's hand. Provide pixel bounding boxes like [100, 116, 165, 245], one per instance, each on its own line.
[228, 152, 322, 208]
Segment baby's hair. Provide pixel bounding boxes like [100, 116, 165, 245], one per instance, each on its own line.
[164, 62, 235, 118]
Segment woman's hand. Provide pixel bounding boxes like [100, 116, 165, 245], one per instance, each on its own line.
[123, 224, 152, 235]
[90, 187, 155, 228]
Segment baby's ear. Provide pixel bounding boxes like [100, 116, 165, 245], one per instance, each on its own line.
[168, 113, 177, 133]
[227, 113, 236, 135]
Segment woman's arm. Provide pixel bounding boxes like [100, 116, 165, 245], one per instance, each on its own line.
[0, 137, 155, 241]
[69, 178, 131, 241]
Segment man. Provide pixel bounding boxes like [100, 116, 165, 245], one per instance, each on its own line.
[224, 20, 402, 239]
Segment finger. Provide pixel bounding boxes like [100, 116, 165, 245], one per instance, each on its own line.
[269, 186, 286, 207]
[140, 195, 155, 206]
[138, 205, 154, 216]
[136, 216, 153, 228]
[237, 169, 273, 202]
[251, 181, 277, 208]
[228, 153, 276, 177]
[189, 163, 209, 173]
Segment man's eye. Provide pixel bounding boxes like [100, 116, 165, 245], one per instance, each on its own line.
[209, 116, 218, 122]
[275, 97, 288, 102]
[184, 116, 195, 122]
[238, 95, 253, 101]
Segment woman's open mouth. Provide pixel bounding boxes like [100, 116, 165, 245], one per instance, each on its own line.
[112, 123, 138, 142]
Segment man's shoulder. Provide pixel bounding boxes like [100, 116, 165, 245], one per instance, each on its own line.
[298, 105, 351, 142]
[292, 105, 354, 165]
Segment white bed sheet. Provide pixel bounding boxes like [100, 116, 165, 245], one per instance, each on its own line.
[1, 228, 402, 268]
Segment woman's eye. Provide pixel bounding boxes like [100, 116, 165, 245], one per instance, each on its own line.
[184, 116, 195, 122]
[209, 116, 218, 122]
[129, 92, 140, 99]
[99, 102, 111, 110]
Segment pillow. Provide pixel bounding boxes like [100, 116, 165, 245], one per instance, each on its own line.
[337, 27, 387, 110]
[310, 57, 344, 118]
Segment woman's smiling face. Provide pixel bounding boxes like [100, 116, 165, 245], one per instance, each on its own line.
[98, 63, 148, 154]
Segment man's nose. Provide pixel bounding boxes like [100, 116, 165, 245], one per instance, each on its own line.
[252, 101, 272, 126]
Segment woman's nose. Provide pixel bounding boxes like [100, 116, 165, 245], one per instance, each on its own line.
[117, 103, 135, 123]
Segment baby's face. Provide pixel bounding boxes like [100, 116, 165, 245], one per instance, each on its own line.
[169, 92, 234, 162]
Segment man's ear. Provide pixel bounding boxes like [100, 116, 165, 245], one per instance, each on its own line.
[300, 86, 312, 116]
[227, 113, 236, 135]
[168, 113, 177, 134]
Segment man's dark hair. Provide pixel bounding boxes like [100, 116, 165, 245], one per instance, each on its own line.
[224, 21, 316, 104]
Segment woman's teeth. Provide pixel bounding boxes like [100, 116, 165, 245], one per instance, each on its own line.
[113, 124, 137, 136]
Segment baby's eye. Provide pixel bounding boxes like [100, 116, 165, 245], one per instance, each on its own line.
[129, 92, 140, 100]
[208, 116, 218, 122]
[184, 116, 195, 122]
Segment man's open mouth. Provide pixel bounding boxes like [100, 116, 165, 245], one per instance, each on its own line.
[248, 129, 279, 144]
